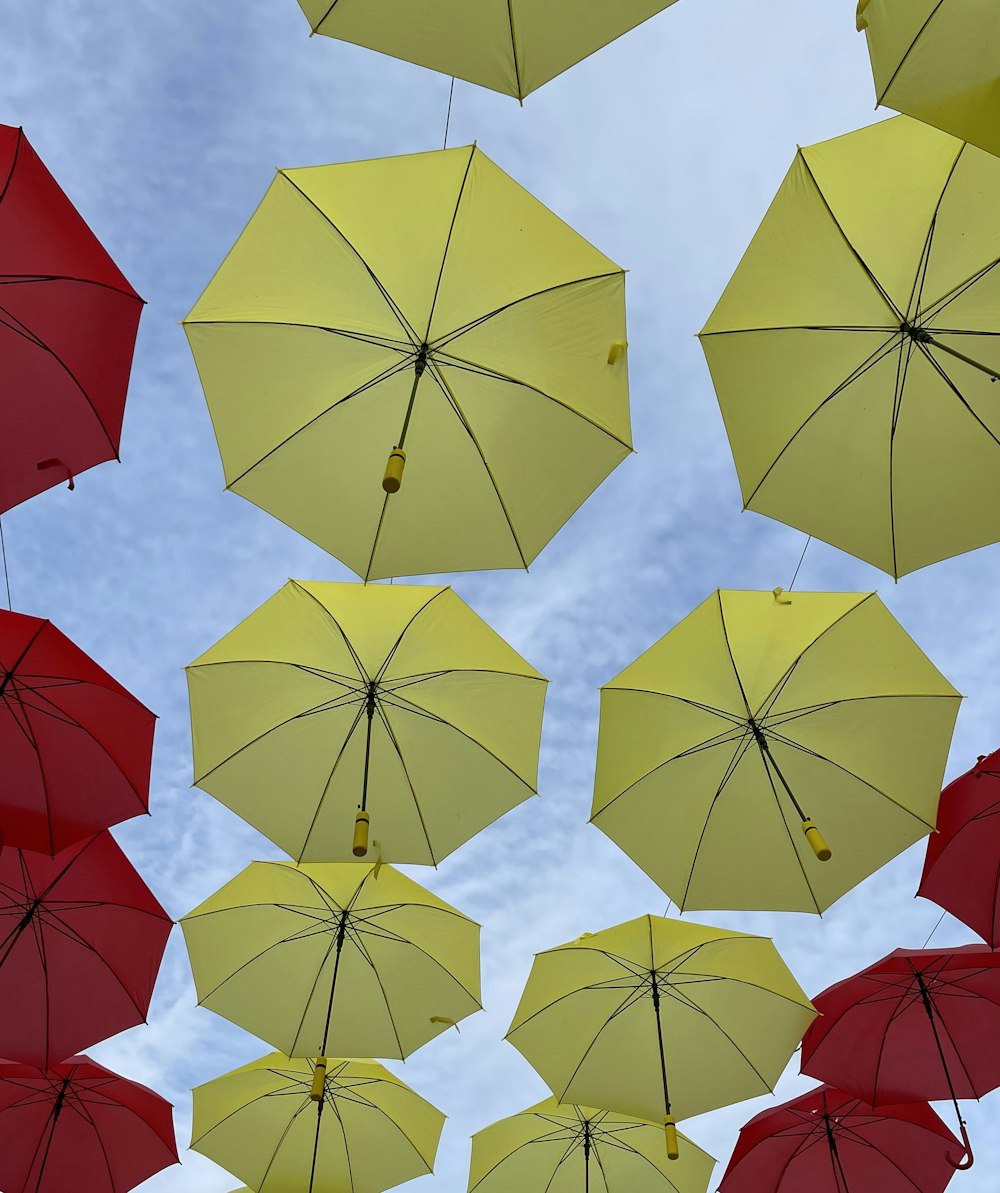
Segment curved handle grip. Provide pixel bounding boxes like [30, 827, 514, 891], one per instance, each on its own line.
[948, 1120, 973, 1170]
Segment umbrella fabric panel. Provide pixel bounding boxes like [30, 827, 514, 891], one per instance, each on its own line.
[298, 1, 681, 99]
[0, 611, 156, 854]
[506, 916, 815, 1122]
[801, 945, 1000, 1103]
[0, 832, 171, 1066]
[181, 861, 482, 1059]
[469, 1098, 716, 1193]
[192, 1054, 443, 1193]
[919, 749, 1000, 946]
[862, 0, 1000, 157]
[0, 1056, 177, 1193]
[720, 1084, 964, 1193]
[0, 125, 143, 512]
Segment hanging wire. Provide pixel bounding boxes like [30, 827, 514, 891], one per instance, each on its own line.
[443, 77, 456, 150]
[921, 909, 947, 949]
[0, 517, 11, 611]
[788, 535, 812, 591]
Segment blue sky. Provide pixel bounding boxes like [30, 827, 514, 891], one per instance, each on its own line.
[4, 1, 1000, 1189]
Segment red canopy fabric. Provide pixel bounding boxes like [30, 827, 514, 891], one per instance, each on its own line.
[0, 609, 155, 854]
[719, 1085, 966, 1193]
[0, 124, 143, 513]
[0, 1055, 177, 1193]
[800, 946, 1000, 1105]
[919, 749, 1000, 947]
[0, 832, 172, 1066]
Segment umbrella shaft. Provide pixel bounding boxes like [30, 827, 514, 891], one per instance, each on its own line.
[759, 740, 808, 822]
[397, 356, 427, 450]
[320, 919, 348, 1056]
[308, 1093, 324, 1193]
[915, 976, 965, 1123]
[361, 695, 375, 814]
[651, 982, 672, 1116]
[923, 335, 1000, 383]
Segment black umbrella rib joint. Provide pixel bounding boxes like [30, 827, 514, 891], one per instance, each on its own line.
[353, 681, 378, 857]
[382, 345, 429, 494]
[913, 970, 974, 1170]
[650, 976, 680, 1161]
[749, 720, 832, 862]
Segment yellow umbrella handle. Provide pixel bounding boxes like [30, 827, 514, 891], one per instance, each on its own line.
[310, 1059, 327, 1102]
[353, 811, 371, 856]
[663, 1115, 679, 1160]
[802, 819, 832, 861]
[607, 340, 628, 365]
[383, 448, 406, 493]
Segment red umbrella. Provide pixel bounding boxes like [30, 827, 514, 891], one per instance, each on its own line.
[919, 749, 1000, 947]
[0, 125, 143, 513]
[719, 1084, 966, 1193]
[0, 1055, 177, 1193]
[800, 945, 1000, 1169]
[0, 832, 172, 1067]
[0, 609, 155, 854]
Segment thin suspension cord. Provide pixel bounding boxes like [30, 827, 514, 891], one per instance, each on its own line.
[0, 517, 11, 610]
[922, 910, 947, 949]
[788, 536, 811, 591]
[443, 77, 456, 150]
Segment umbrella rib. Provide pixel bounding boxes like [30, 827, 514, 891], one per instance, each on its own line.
[0, 128, 22, 206]
[373, 587, 447, 683]
[5, 682, 57, 855]
[422, 145, 476, 342]
[296, 705, 371, 861]
[0, 298, 119, 455]
[62, 1090, 121, 1190]
[912, 339, 1000, 452]
[716, 592, 753, 719]
[431, 270, 623, 351]
[183, 316, 412, 355]
[743, 332, 904, 508]
[907, 142, 965, 320]
[279, 172, 420, 345]
[338, 930, 407, 1058]
[0, 273, 141, 301]
[433, 352, 633, 450]
[307, 1, 339, 33]
[699, 323, 899, 337]
[351, 909, 482, 1006]
[874, 0, 948, 106]
[506, 0, 524, 101]
[370, 700, 438, 863]
[287, 580, 375, 684]
[678, 732, 760, 909]
[226, 354, 415, 490]
[193, 689, 367, 787]
[755, 745, 822, 913]
[920, 256, 1000, 324]
[797, 151, 901, 320]
[423, 361, 530, 567]
[597, 687, 747, 729]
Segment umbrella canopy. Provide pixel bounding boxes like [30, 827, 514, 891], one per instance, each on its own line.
[0, 831, 172, 1067]
[699, 115, 1000, 577]
[181, 859, 481, 1059]
[800, 945, 1000, 1167]
[591, 588, 959, 913]
[469, 1097, 716, 1193]
[858, 0, 1000, 158]
[192, 1053, 444, 1193]
[187, 580, 546, 863]
[719, 1084, 967, 1193]
[183, 144, 631, 580]
[0, 1055, 177, 1193]
[918, 747, 1000, 947]
[506, 915, 815, 1153]
[0, 124, 143, 513]
[0, 609, 156, 854]
[296, 1, 681, 100]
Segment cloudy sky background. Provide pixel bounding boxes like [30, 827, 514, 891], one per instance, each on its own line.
[3, 1, 1000, 1189]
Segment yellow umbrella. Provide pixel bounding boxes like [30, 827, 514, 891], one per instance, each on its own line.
[184, 144, 631, 580]
[700, 115, 1000, 577]
[858, 1, 1000, 157]
[506, 916, 815, 1158]
[187, 580, 547, 862]
[296, 1, 681, 100]
[192, 1053, 444, 1193]
[469, 1097, 716, 1193]
[591, 588, 960, 913]
[180, 859, 481, 1058]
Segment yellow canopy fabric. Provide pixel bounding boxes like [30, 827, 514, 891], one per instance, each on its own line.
[181, 860, 482, 1058]
[859, 1, 1000, 158]
[184, 144, 631, 579]
[506, 916, 815, 1126]
[700, 115, 1000, 577]
[192, 1053, 444, 1193]
[187, 580, 547, 864]
[469, 1097, 716, 1193]
[592, 588, 960, 913]
[296, 1, 681, 100]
